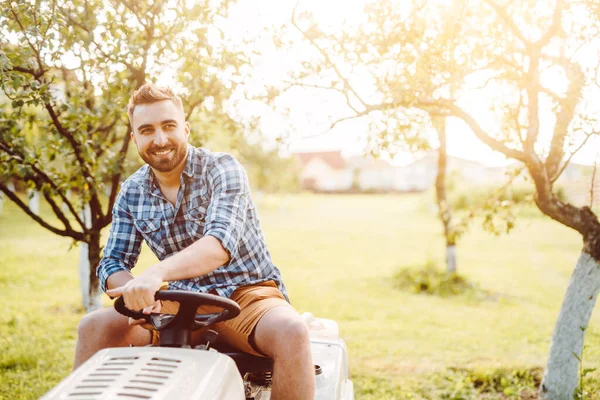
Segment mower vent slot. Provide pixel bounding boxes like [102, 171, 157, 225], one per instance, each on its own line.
[96, 367, 128, 371]
[136, 373, 169, 379]
[123, 386, 159, 392]
[110, 356, 139, 360]
[82, 378, 115, 382]
[146, 362, 177, 368]
[141, 368, 173, 373]
[75, 384, 110, 388]
[116, 394, 151, 399]
[151, 357, 181, 363]
[89, 373, 120, 377]
[104, 362, 135, 366]
[69, 392, 103, 396]
[130, 379, 164, 385]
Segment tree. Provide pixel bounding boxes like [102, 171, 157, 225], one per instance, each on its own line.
[0, 0, 243, 311]
[282, 0, 600, 397]
[278, 4, 474, 275]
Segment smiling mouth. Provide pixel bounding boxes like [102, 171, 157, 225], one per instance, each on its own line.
[152, 149, 173, 156]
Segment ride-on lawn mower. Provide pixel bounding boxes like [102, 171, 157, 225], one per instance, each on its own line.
[42, 290, 354, 399]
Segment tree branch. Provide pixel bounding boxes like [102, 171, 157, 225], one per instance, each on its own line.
[10, 66, 44, 80]
[550, 130, 596, 183]
[546, 61, 585, 179]
[441, 101, 529, 162]
[0, 141, 86, 229]
[291, 3, 370, 111]
[102, 127, 133, 227]
[0, 183, 84, 241]
[536, 0, 564, 48]
[44, 102, 103, 220]
[484, 0, 532, 47]
[8, 4, 46, 77]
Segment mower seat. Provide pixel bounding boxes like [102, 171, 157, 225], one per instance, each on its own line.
[211, 342, 274, 376]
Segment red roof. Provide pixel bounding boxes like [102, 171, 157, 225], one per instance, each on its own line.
[295, 151, 346, 170]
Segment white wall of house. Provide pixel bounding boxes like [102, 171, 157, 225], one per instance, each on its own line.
[300, 158, 352, 191]
[393, 165, 436, 191]
[358, 168, 395, 191]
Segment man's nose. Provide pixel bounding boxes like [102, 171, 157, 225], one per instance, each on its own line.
[153, 130, 168, 147]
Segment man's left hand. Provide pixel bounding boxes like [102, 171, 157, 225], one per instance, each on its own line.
[106, 271, 163, 312]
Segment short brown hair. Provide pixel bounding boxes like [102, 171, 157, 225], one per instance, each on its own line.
[127, 83, 184, 125]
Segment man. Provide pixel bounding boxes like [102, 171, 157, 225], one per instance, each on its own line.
[74, 83, 315, 399]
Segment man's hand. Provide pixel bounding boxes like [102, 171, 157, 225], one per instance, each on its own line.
[128, 300, 162, 329]
[106, 271, 163, 312]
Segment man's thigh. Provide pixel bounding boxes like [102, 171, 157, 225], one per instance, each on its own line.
[155, 281, 292, 356]
[83, 306, 153, 347]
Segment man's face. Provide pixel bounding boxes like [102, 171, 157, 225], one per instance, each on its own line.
[130, 100, 190, 173]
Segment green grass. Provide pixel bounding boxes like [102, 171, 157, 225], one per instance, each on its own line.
[1, 193, 600, 399]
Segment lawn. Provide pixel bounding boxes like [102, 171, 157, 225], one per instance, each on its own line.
[1, 192, 599, 399]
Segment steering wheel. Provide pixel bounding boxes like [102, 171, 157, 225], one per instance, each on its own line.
[114, 290, 241, 347]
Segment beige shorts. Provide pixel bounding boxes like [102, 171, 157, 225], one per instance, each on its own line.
[150, 280, 291, 356]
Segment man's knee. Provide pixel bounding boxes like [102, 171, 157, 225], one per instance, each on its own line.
[77, 308, 129, 341]
[270, 314, 311, 357]
[77, 309, 104, 338]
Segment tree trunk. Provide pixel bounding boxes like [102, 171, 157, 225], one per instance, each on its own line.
[0, 191, 3, 216]
[79, 204, 101, 311]
[540, 251, 600, 400]
[80, 233, 103, 312]
[446, 244, 457, 274]
[61, 189, 71, 213]
[433, 117, 457, 274]
[28, 189, 40, 215]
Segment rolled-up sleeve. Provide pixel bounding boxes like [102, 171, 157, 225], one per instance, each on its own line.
[203, 154, 249, 260]
[96, 190, 143, 292]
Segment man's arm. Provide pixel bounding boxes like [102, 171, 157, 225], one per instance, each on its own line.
[97, 190, 143, 293]
[106, 270, 136, 290]
[107, 154, 250, 310]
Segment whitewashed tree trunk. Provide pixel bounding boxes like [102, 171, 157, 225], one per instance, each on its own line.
[541, 252, 600, 400]
[79, 204, 102, 311]
[28, 189, 40, 215]
[61, 189, 71, 213]
[446, 245, 457, 274]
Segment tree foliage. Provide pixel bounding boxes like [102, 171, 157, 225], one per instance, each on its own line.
[0, 0, 244, 308]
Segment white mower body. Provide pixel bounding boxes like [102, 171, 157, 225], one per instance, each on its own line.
[41, 314, 353, 400]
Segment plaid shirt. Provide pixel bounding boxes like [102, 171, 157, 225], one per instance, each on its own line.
[97, 145, 288, 300]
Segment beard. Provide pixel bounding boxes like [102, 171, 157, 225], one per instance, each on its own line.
[140, 142, 188, 173]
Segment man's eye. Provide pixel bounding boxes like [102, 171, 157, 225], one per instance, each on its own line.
[165, 124, 176, 129]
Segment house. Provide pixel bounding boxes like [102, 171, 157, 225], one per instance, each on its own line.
[392, 152, 489, 191]
[295, 150, 494, 193]
[295, 151, 353, 192]
[346, 156, 394, 192]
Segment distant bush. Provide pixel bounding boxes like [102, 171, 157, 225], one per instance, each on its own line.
[392, 260, 474, 297]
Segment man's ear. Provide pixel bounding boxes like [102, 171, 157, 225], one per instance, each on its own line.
[184, 121, 190, 139]
[130, 130, 137, 145]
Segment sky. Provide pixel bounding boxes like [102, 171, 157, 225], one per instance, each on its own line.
[217, 0, 600, 167]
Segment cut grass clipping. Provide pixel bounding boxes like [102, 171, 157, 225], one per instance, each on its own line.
[393, 260, 475, 297]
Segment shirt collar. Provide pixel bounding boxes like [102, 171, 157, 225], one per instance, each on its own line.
[182, 144, 195, 179]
